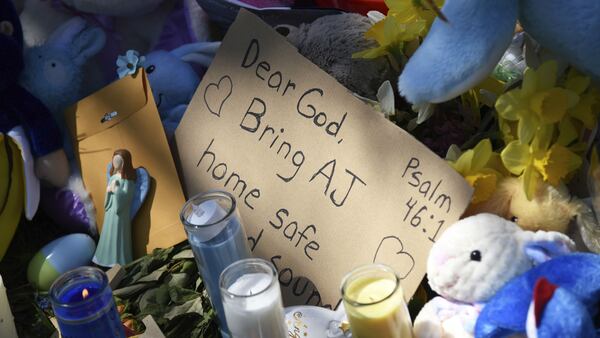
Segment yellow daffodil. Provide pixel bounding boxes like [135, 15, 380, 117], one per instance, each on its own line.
[354, 10, 426, 59]
[501, 128, 582, 200]
[353, 0, 444, 60]
[557, 69, 600, 146]
[495, 61, 579, 145]
[385, 0, 445, 27]
[449, 139, 504, 204]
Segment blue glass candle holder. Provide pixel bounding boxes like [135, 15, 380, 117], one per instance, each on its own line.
[180, 191, 252, 335]
[49, 267, 125, 338]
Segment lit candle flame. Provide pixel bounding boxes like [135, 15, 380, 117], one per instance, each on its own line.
[82, 288, 89, 300]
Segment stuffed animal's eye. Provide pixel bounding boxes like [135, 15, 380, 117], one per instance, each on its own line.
[470, 250, 481, 262]
[0, 21, 14, 36]
[510, 216, 518, 222]
[146, 65, 156, 74]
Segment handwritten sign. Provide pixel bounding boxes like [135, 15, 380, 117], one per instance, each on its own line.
[175, 10, 472, 309]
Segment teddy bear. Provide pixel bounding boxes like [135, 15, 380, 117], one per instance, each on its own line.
[279, 13, 395, 100]
[412, 213, 574, 338]
[398, 0, 600, 109]
[466, 177, 581, 234]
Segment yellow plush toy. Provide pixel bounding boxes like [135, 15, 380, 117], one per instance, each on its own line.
[466, 177, 581, 233]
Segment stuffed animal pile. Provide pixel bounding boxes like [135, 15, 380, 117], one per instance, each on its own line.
[413, 213, 600, 338]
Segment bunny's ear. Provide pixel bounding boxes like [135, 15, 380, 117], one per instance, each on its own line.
[171, 41, 221, 67]
[47, 18, 106, 65]
[71, 26, 106, 66]
[519, 230, 575, 264]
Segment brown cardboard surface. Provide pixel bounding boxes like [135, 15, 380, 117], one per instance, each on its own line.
[66, 70, 187, 258]
[175, 10, 473, 308]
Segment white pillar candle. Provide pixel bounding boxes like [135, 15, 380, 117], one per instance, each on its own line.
[220, 260, 287, 338]
[0, 274, 18, 338]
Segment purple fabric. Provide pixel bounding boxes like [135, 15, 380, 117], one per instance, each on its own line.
[40, 186, 95, 237]
[152, 0, 195, 51]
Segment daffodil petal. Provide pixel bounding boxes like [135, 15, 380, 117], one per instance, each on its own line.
[452, 149, 474, 174]
[471, 139, 493, 171]
[532, 123, 554, 151]
[521, 68, 538, 96]
[570, 92, 598, 129]
[501, 141, 531, 175]
[536, 60, 558, 90]
[496, 90, 524, 121]
[352, 46, 389, 59]
[557, 117, 578, 146]
[466, 172, 498, 204]
[522, 164, 541, 201]
[565, 69, 590, 95]
[518, 113, 537, 145]
[531, 88, 571, 124]
[535, 144, 582, 186]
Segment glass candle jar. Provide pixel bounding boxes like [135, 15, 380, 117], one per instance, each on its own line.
[220, 258, 287, 338]
[341, 264, 413, 338]
[180, 191, 252, 335]
[49, 267, 125, 338]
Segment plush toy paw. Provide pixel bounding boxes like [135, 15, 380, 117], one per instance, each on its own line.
[414, 297, 479, 338]
[398, 0, 517, 106]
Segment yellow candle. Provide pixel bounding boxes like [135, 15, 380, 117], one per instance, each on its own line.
[341, 265, 412, 338]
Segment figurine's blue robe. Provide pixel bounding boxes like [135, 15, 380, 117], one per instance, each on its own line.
[93, 175, 135, 267]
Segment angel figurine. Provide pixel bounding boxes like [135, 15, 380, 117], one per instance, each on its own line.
[93, 149, 149, 267]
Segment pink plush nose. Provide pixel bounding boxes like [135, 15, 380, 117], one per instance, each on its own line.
[428, 245, 449, 270]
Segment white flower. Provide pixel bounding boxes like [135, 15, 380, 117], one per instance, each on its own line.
[116, 50, 145, 79]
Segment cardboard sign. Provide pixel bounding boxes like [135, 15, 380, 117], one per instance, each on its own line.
[176, 10, 472, 308]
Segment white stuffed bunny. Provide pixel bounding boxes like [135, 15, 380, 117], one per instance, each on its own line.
[413, 213, 575, 338]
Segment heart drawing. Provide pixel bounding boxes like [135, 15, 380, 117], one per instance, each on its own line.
[203, 75, 233, 117]
[373, 236, 415, 280]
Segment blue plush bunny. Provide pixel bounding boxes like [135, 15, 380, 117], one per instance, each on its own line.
[475, 253, 600, 338]
[399, 0, 600, 108]
[116, 41, 220, 138]
[20, 17, 106, 159]
[19, 17, 106, 236]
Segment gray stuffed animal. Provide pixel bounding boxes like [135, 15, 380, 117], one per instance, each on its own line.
[280, 13, 394, 100]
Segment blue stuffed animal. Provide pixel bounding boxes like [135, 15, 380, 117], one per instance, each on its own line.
[19, 17, 106, 236]
[398, 0, 600, 108]
[116, 41, 220, 138]
[475, 253, 600, 338]
[0, 0, 67, 260]
[20, 17, 106, 159]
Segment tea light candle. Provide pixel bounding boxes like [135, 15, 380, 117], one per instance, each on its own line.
[0, 274, 18, 338]
[341, 264, 412, 338]
[49, 267, 125, 338]
[181, 191, 252, 336]
[220, 259, 287, 338]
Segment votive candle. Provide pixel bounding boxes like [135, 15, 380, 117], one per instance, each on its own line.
[49, 267, 125, 338]
[180, 191, 252, 335]
[220, 258, 287, 338]
[341, 264, 412, 338]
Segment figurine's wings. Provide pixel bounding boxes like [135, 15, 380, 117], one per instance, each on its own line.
[106, 164, 150, 220]
[130, 167, 149, 220]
